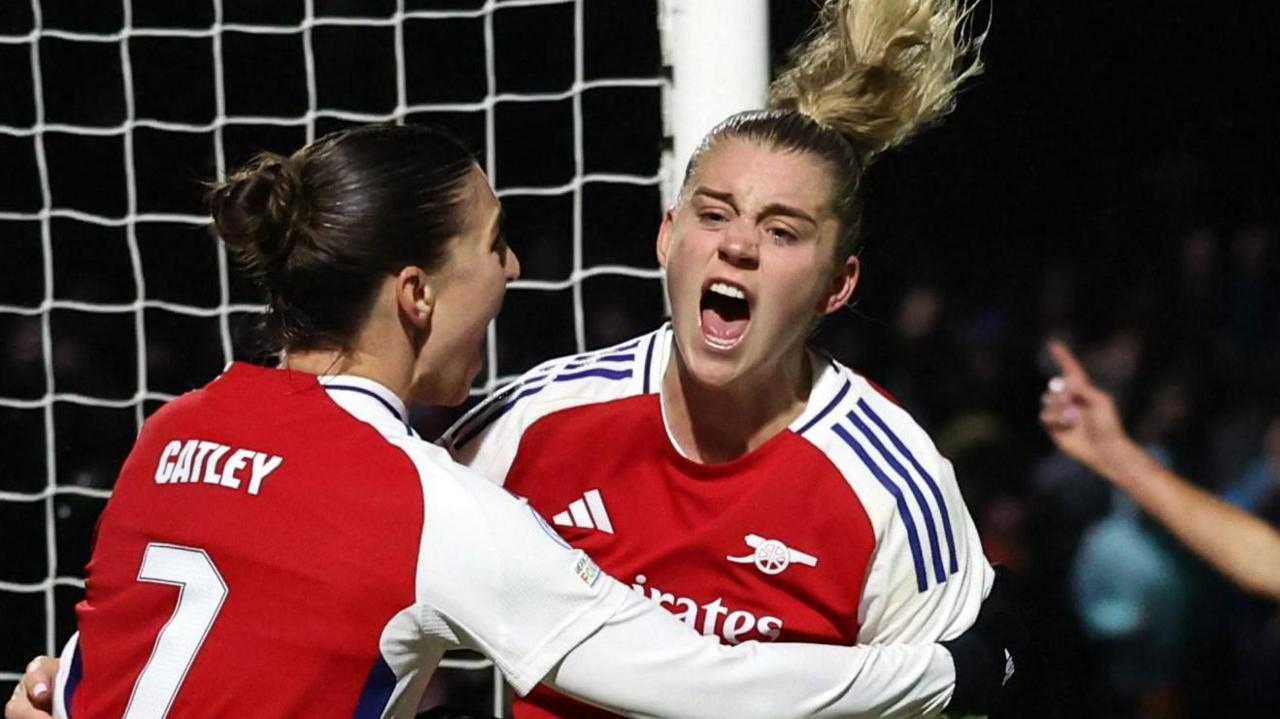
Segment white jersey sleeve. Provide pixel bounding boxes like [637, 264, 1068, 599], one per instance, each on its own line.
[380, 431, 628, 694]
[548, 590, 956, 718]
[858, 450, 992, 646]
[800, 367, 994, 646]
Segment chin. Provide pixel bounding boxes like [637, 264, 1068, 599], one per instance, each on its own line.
[415, 350, 484, 407]
[449, 365, 486, 406]
[412, 375, 470, 408]
[439, 377, 476, 407]
[681, 343, 748, 390]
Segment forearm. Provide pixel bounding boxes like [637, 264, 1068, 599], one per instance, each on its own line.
[546, 591, 954, 719]
[1103, 442, 1280, 600]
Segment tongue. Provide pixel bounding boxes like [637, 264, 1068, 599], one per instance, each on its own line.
[701, 306, 749, 341]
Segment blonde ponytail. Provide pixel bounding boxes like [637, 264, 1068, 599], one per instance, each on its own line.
[769, 0, 984, 158]
[678, 0, 986, 257]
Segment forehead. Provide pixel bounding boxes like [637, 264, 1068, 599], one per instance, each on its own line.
[457, 164, 499, 222]
[691, 138, 833, 214]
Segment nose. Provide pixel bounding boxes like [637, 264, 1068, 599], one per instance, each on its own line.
[717, 221, 759, 270]
[505, 246, 522, 282]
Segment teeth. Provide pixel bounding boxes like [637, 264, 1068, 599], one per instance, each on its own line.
[708, 282, 746, 300]
[705, 335, 743, 350]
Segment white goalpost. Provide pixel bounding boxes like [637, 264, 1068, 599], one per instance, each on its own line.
[0, 0, 768, 713]
[661, 0, 768, 204]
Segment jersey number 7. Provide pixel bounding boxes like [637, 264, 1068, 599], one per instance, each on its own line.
[123, 543, 228, 719]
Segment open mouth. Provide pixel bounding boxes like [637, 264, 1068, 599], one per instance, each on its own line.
[699, 280, 751, 350]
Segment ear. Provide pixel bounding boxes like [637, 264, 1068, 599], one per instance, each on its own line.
[394, 266, 435, 329]
[818, 254, 860, 315]
[655, 208, 675, 269]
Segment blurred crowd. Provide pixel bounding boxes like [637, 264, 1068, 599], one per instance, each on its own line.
[825, 222, 1280, 718]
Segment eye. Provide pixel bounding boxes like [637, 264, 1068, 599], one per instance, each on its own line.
[768, 226, 798, 244]
[698, 209, 728, 226]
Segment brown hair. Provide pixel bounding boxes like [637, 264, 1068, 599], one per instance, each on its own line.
[680, 0, 984, 259]
[207, 124, 476, 355]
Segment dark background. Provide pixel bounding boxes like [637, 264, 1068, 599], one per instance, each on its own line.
[2, 1, 1278, 716]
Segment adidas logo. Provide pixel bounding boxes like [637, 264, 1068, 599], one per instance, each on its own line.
[552, 489, 614, 534]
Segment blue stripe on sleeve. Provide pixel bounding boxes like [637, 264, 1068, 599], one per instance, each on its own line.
[351, 655, 397, 719]
[856, 398, 958, 574]
[452, 364, 633, 450]
[833, 422, 928, 592]
[452, 382, 549, 450]
[558, 340, 643, 371]
[453, 340, 643, 444]
[445, 377, 524, 446]
[553, 367, 633, 382]
[566, 352, 635, 367]
[796, 375, 851, 435]
[642, 334, 656, 393]
[63, 638, 83, 719]
[848, 408, 948, 585]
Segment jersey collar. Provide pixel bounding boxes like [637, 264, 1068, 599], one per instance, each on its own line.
[317, 373, 410, 427]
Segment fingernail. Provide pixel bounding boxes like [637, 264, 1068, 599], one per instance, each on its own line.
[25, 659, 39, 674]
[1048, 377, 1065, 393]
[33, 682, 48, 698]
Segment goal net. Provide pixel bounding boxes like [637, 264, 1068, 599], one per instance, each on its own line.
[0, 0, 674, 713]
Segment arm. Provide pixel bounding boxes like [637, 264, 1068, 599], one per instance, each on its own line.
[10, 611, 1014, 719]
[413, 452, 1014, 718]
[549, 568, 1021, 719]
[547, 586, 956, 718]
[1041, 340, 1280, 601]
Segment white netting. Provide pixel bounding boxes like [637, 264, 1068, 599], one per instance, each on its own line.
[0, 0, 668, 712]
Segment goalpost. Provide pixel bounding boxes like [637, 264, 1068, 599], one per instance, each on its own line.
[0, 0, 766, 713]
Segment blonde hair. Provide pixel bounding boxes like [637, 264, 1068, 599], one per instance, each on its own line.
[680, 0, 985, 256]
[771, 0, 984, 159]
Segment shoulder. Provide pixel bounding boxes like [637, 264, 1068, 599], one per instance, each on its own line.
[324, 392, 533, 547]
[791, 356, 960, 542]
[443, 326, 670, 453]
[793, 355, 943, 476]
[790, 357, 990, 636]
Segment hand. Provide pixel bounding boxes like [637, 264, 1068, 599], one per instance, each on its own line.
[1039, 340, 1137, 475]
[941, 569, 1029, 717]
[5, 657, 57, 719]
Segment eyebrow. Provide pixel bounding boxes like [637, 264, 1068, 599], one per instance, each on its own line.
[692, 187, 737, 211]
[691, 187, 818, 226]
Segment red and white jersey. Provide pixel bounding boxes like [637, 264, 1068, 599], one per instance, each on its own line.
[445, 325, 994, 719]
[54, 363, 627, 719]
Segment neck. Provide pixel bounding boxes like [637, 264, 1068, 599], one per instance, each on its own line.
[283, 342, 414, 407]
[661, 346, 811, 464]
[279, 278, 429, 407]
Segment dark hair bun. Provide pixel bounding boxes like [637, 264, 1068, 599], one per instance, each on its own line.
[208, 124, 477, 356]
[207, 152, 311, 280]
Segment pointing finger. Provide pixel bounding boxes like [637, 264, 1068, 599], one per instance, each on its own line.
[1047, 340, 1092, 387]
